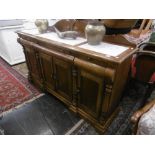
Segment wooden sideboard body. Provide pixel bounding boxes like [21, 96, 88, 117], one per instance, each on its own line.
[17, 30, 136, 133]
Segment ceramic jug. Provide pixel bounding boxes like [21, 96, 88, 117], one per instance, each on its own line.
[85, 20, 106, 45]
[35, 19, 49, 33]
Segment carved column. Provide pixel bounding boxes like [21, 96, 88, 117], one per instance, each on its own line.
[100, 84, 113, 123]
[72, 67, 78, 107]
[36, 52, 46, 91]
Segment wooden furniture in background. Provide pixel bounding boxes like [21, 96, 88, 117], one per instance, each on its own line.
[131, 98, 155, 134]
[129, 19, 153, 38]
[17, 20, 137, 133]
[131, 42, 155, 134]
[132, 42, 155, 105]
[103, 19, 137, 29]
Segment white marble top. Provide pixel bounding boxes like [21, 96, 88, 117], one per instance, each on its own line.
[79, 42, 129, 57]
[37, 32, 86, 46]
[21, 29, 87, 46]
[20, 29, 129, 56]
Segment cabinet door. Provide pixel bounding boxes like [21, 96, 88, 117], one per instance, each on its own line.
[24, 47, 42, 86]
[74, 58, 104, 118]
[77, 70, 104, 118]
[53, 56, 74, 102]
[39, 53, 55, 91]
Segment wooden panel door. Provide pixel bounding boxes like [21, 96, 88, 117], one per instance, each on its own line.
[53, 55, 74, 102]
[77, 70, 104, 118]
[39, 52, 55, 91]
[24, 47, 42, 86]
[74, 58, 104, 118]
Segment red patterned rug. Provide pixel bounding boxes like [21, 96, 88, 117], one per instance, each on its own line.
[0, 57, 41, 113]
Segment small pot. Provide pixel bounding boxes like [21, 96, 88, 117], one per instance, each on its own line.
[35, 19, 49, 33]
[85, 21, 106, 45]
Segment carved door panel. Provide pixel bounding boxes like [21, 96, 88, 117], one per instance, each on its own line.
[53, 55, 74, 102]
[39, 53, 55, 91]
[24, 47, 42, 85]
[77, 70, 104, 118]
[74, 58, 104, 118]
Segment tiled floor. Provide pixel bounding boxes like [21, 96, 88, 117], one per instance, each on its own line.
[0, 94, 81, 135]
